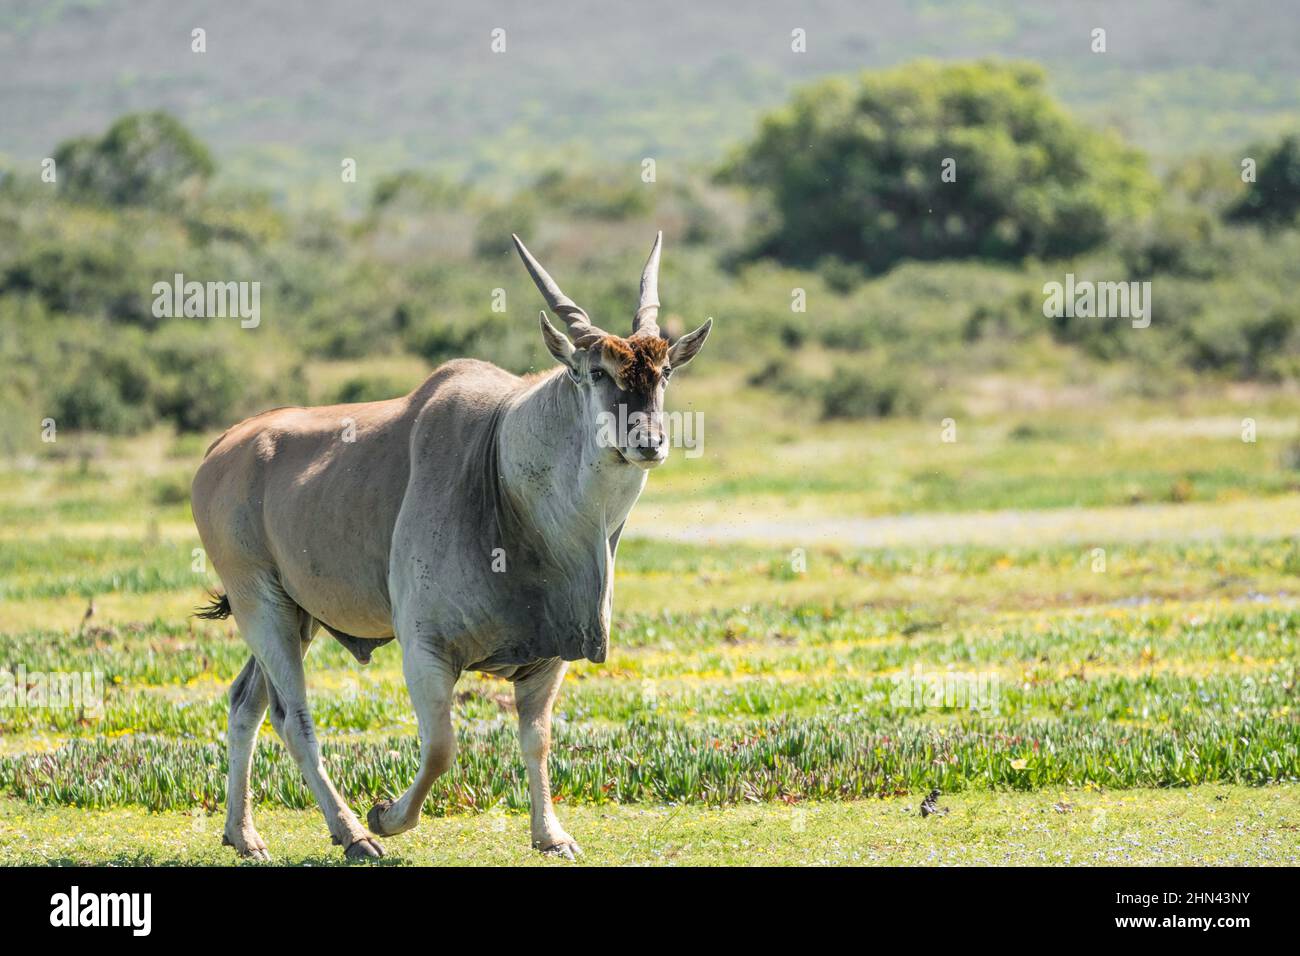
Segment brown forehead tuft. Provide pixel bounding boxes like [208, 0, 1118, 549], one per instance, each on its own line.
[598, 335, 667, 391]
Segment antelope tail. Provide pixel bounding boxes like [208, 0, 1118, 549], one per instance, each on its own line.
[194, 591, 232, 620]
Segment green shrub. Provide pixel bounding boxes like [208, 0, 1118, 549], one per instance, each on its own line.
[371, 171, 470, 212]
[1226, 133, 1300, 227]
[819, 364, 922, 420]
[405, 316, 476, 366]
[332, 375, 407, 404]
[750, 355, 925, 420]
[1118, 206, 1222, 279]
[149, 474, 192, 506]
[149, 327, 245, 431]
[1189, 307, 1299, 379]
[46, 335, 158, 434]
[2, 242, 159, 325]
[531, 168, 651, 220]
[51, 375, 143, 434]
[474, 200, 537, 259]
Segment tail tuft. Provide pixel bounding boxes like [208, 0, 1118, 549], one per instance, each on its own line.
[194, 591, 232, 620]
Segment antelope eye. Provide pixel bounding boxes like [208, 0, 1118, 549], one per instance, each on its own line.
[590, 368, 606, 383]
[662, 366, 673, 381]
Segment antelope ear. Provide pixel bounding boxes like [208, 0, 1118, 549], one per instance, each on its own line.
[539, 312, 576, 368]
[668, 317, 712, 368]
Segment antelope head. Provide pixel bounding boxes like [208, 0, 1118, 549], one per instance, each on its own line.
[513, 232, 712, 470]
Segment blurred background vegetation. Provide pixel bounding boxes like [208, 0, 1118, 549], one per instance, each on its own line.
[0, 0, 1298, 458]
[5, 0, 1298, 197]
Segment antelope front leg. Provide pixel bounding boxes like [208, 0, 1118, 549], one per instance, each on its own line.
[368, 645, 458, 838]
[513, 658, 579, 858]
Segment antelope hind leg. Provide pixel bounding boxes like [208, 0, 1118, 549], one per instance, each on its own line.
[222, 655, 271, 860]
[231, 582, 384, 860]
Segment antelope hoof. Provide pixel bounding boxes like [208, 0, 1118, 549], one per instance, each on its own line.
[344, 836, 386, 860]
[222, 830, 271, 862]
[539, 839, 582, 861]
[367, 799, 399, 836]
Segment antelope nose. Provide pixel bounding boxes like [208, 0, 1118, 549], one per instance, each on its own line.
[632, 431, 667, 463]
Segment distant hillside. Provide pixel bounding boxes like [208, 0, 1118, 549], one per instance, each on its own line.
[2, 0, 1299, 202]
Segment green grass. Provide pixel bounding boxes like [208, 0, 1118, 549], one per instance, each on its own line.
[2, 546, 1296, 815]
[4, 707, 1294, 813]
[2, 786, 1296, 866]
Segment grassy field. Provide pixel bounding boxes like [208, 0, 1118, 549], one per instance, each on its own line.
[1, 381, 1298, 865]
[2, 786, 1295, 866]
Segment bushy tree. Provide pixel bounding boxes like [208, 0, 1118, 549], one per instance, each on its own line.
[727, 60, 1158, 273]
[1227, 133, 1300, 226]
[54, 111, 214, 207]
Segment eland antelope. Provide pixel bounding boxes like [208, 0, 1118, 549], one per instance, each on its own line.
[191, 233, 711, 860]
